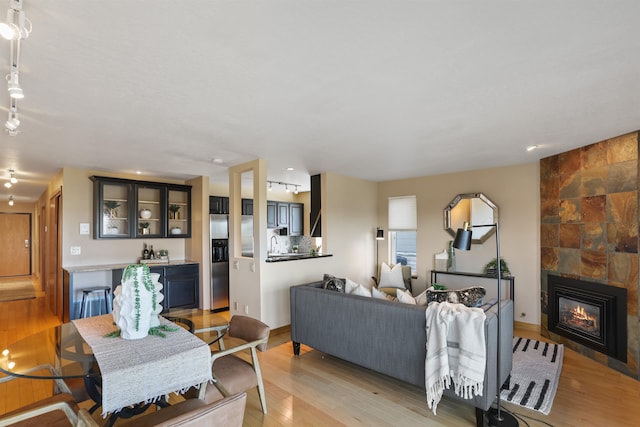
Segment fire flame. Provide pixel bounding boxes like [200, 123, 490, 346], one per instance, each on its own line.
[569, 304, 597, 329]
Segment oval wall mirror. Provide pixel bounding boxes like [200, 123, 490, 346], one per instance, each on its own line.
[444, 193, 498, 244]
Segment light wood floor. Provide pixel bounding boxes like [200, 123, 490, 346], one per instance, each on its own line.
[1, 285, 639, 426]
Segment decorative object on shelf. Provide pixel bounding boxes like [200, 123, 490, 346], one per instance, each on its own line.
[139, 222, 150, 234]
[170, 227, 182, 235]
[434, 250, 448, 272]
[112, 264, 164, 340]
[447, 240, 456, 271]
[139, 208, 152, 219]
[103, 200, 120, 218]
[453, 221, 518, 427]
[158, 249, 169, 260]
[483, 257, 511, 277]
[169, 204, 180, 219]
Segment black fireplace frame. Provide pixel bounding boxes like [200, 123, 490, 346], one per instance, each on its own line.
[547, 274, 627, 363]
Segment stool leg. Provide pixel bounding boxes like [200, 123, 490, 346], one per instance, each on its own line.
[103, 290, 109, 314]
[80, 293, 89, 318]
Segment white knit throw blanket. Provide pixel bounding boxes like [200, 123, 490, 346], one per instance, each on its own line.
[424, 301, 486, 415]
[73, 314, 212, 417]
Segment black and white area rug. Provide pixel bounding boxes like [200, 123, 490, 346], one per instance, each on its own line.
[500, 337, 564, 415]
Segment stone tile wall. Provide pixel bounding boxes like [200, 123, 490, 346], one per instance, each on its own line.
[540, 132, 639, 379]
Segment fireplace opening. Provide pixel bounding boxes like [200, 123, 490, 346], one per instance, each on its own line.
[548, 275, 627, 363]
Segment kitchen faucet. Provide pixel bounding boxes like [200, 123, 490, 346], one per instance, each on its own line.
[270, 236, 278, 254]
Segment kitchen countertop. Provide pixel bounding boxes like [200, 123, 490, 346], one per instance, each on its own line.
[265, 253, 333, 263]
[63, 260, 199, 273]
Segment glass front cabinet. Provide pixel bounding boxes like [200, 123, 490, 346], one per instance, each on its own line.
[91, 176, 191, 239]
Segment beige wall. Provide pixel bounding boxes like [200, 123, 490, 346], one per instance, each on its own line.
[378, 162, 540, 326]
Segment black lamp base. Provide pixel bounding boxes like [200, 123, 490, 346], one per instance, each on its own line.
[486, 407, 518, 427]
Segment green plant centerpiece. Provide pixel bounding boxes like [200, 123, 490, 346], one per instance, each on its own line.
[109, 264, 175, 339]
[103, 200, 120, 218]
[483, 257, 511, 277]
[168, 204, 181, 219]
[139, 222, 150, 234]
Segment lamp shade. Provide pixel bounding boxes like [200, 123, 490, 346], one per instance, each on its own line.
[453, 222, 472, 251]
[376, 228, 384, 240]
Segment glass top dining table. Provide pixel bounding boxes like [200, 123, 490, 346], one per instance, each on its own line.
[0, 308, 229, 382]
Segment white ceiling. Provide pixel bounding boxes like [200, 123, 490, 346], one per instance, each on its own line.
[2, 1, 640, 202]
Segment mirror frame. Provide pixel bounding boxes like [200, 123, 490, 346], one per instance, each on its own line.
[444, 192, 499, 244]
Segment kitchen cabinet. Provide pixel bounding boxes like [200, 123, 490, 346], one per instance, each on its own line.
[277, 202, 289, 228]
[93, 179, 133, 238]
[289, 203, 304, 236]
[112, 263, 199, 311]
[266, 201, 277, 228]
[91, 176, 191, 239]
[135, 183, 165, 238]
[209, 196, 229, 214]
[167, 185, 191, 237]
[242, 198, 253, 216]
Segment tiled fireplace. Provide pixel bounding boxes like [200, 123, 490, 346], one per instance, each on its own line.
[547, 274, 627, 362]
[540, 132, 639, 380]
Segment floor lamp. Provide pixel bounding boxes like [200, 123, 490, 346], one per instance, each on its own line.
[375, 227, 384, 267]
[453, 221, 517, 427]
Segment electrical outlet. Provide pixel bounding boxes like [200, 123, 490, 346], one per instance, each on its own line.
[244, 305, 249, 314]
[70, 246, 81, 255]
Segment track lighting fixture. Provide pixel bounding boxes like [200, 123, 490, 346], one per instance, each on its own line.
[1, 0, 30, 136]
[266, 180, 303, 193]
[8, 195, 14, 206]
[9, 169, 17, 183]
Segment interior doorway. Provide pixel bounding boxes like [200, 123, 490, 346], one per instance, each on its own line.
[46, 191, 62, 319]
[0, 212, 31, 277]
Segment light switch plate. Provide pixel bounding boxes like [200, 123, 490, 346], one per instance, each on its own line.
[79, 223, 90, 235]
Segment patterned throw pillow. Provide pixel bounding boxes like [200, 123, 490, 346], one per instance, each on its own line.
[322, 274, 345, 293]
[426, 286, 486, 307]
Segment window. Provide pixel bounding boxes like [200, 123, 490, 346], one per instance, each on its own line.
[388, 196, 417, 274]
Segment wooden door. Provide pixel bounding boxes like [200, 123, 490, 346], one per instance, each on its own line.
[0, 213, 31, 277]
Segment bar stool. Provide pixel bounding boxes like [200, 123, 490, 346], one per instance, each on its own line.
[79, 286, 112, 318]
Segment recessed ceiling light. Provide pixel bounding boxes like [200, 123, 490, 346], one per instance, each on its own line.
[526, 145, 539, 152]
[213, 158, 223, 164]
[287, 167, 294, 171]
[136, 171, 142, 174]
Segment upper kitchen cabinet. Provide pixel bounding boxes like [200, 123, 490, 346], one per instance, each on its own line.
[289, 203, 303, 236]
[91, 176, 191, 239]
[167, 185, 191, 238]
[92, 178, 133, 239]
[242, 198, 253, 216]
[209, 196, 229, 214]
[135, 182, 165, 238]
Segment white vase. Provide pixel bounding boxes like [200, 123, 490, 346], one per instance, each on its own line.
[112, 265, 160, 340]
[149, 273, 164, 328]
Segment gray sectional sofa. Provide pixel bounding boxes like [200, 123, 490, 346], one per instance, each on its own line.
[290, 281, 514, 427]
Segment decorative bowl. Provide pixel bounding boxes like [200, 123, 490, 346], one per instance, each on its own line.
[139, 209, 152, 219]
[171, 227, 182, 235]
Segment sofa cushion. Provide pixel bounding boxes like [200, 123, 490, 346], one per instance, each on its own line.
[396, 288, 417, 305]
[372, 286, 396, 301]
[345, 278, 372, 297]
[322, 274, 345, 292]
[426, 286, 486, 307]
[378, 263, 406, 289]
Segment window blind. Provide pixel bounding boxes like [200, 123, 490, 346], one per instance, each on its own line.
[388, 195, 417, 230]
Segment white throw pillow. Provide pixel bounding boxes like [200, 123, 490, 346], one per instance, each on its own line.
[396, 288, 416, 305]
[378, 263, 405, 289]
[346, 278, 371, 297]
[414, 289, 428, 306]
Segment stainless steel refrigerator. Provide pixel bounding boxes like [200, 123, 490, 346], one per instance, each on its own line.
[210, 214, 229, 312]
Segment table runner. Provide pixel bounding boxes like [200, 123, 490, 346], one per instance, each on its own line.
[72, 314, 212, 416]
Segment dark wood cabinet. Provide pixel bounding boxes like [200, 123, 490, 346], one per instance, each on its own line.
[91, 176, 191, 239]
[289, 203, 303, 236]
[276, 202, 289, 228]
[266, 201, 277, 228]
[209, 196, 229, 214]
[242, 198, 254, 216]
[112, 263, 199, 311]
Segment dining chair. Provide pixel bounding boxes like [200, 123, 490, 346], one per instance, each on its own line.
[188, 315, 270, 414]
[0, 393, 98, 427]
